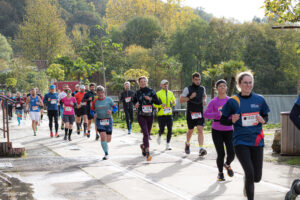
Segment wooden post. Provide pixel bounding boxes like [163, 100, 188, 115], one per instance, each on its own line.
[281, 112, 300, 155]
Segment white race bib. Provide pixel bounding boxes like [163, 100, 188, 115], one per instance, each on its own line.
[100, 119, 109, 126]
[32, 106, 38, 111]
[191, 112, 202, 119]
[16, 104, 21, 108]
[65, 107, 72, 112]
[163, 107, 171, 114]
[242, 112, 259, 127]
[125, 97, 131, 103]
[51, 99, 57, 104]
[142, 105, 152, 113]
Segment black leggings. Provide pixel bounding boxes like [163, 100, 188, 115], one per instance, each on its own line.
[212, 129, 235, 173]
[8, 104, 13, 118]
[48, 110, 58, 133]
[158, 115, 173, 143]
[235, 145, 263, 200]
[124, 108, 133, 130]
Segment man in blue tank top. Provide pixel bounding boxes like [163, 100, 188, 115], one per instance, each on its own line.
[26, 88, 43, 136]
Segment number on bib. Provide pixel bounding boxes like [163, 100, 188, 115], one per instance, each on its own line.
[65, 107, 72, 112]
[191, 112, 202, 119]
[51, 99, 57, 104]
[242, 112, 259, 127]
[32, 106, 38, 111]
[125, 97, 131, 103]
[16, 104, 21, 108]
[100, 119, 109, 126]
[142, 105, 152, 113]
[163, 107, 171, 114]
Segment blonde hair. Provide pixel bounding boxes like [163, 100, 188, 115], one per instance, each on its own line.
[236, 71, 254, 92]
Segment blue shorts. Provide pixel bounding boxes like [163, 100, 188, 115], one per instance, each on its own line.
[96, 118, 113, 135]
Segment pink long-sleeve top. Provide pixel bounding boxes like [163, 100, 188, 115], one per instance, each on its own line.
[204, 96, 233, 131]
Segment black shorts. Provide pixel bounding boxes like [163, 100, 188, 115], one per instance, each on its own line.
[63, 115, 75, 124]
[87, 108, 93, 120]
[76, 106, 87, 117]
[186, 111, 205, 130]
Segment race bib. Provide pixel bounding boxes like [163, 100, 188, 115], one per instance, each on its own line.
[51, 99, 57, 104]
[142, 105, 152, 113]
[32, 106, 38, 111]
[191, 112, 202, 119]
[163, 107, 171, 114]
[100, 119, 109, 126]
[16, 104, 21, 108]
[242, 112, 259, 127]
[65, 107, 72, 112]
[125, 97, 131, 103]
[81, 102, 87, 106]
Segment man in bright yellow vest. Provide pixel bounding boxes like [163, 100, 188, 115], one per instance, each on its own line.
[154, 80, 176, 150]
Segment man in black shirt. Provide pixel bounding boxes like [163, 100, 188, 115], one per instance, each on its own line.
[82, 83, 96, 138]
[120, 82, 135, 134]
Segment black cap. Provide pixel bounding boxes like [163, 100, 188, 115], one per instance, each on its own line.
[216, 79, 227, 88]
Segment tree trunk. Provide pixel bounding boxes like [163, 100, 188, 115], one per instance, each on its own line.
[298, 66, 300, 93]
[211, 79, 215, 99]
[99, 33, 106, 93]
[228, 76, 236, 96]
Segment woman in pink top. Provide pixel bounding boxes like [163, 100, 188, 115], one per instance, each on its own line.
[204, 79, 234, 181]
[61, 88, 77, 141]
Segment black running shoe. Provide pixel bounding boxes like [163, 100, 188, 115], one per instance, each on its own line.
[87, 133, 90, 138]
[95, 134, 100, 141]
[285, 179, 300, 200]
[140, 144, 146, 156]
[224, 163, 234, 177]
[217, 172, 225, 181]
[185, 143, 190, 154]
[199, 148, 207, 157]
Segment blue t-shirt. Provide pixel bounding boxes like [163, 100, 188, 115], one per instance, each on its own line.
[221, 93, 270, 147]
[44, 92, 58, 111]
[295, 93, 300, 106]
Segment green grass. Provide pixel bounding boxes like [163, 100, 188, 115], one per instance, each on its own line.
[286, 157, 300, 166]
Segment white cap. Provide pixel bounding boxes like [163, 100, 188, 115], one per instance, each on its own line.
[160, 80, 168, 85]
[80, 85, 85, 89]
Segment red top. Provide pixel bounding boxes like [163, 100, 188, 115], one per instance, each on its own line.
[74, 92, 85, 104]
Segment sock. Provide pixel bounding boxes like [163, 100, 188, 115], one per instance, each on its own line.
[41, 114, 43, 120]
[68, 129, 72, 140]
[65, 128, 68, 136]
[76, 123, 80, 131]
[101, 142, 108, 155]
[199, 145, 203, 149]
[84, 123, 87, 133]
[17, 117, 21, 125]
[88, 130, 91, 134]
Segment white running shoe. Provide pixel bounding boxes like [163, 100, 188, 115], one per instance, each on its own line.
[157, 135, 161, 145]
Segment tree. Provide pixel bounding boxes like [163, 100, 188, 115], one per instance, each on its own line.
[47, 64, 65, 81]
[123, 16, 163, 48]
[0, 34, 13, 71]
[16, 0, 72, 62]
[203, 64, 221, 98]
[124, 68, 149, 85]
[6, 78, 17, 89]
[263, 0, 300, 23]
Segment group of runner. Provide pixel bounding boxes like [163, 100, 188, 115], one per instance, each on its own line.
[2, 70, 300, 200]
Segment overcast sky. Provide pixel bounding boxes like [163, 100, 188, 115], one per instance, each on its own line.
[182, 0, 266, 22]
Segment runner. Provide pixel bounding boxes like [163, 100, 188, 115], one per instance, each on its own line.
[72, 84, 80, 97]
[220, 71, 270, 200]
[61, 88, 77, 141]
[119, 82, 135, 135]
[58, 84, 68, 130]
[44, 85, 59, 138]
[203, 79, 234, 181]
[14, 92, 25, 126]
[154, 80, 176, 150]
[22, 93, 28, 119]
[179, 72, 208, 156]
[91, 85, 118, 160]
[26, 88, 43, 136]
[82, 83, 96, 138]
[36, 88, 44, 123]
[290, 91, 300, 129]
[74, 85, 87, 135]
[132, 76, 161, 161]
[6, 91, 13, 120]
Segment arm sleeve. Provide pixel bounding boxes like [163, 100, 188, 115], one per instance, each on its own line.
[290, 104, 300, 130]
[220, 100, 235, 126]
[152, 91, 161, 105]
[132, 92, 138, 104]
[220, 115, 234, 126]
[203, 100, 220, 119]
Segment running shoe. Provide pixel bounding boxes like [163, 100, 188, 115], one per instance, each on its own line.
[95, 134, 100, 141]
[140, 144, 146, 156]
[61, 124, 64, 130]
[146, 152, 152, 161]
[34, 132, 36, 136]
[224, 163, 234, 177]
[185, 143, 190, 154]
[55, 133, 59, 138]
[87, 133, 90, 138]
[199, 148, 207, 157]
[102, 155, 109, 160]
[157, 135, 161, 145]
[50, 132, 53, 138]
[217, 172, 225, 181]
[285, 179, 300, 200]
[166, 143, 172, 150]
[64, 135, 67, 140]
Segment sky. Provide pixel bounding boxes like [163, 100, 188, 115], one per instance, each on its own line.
[182, 0, 266, 22]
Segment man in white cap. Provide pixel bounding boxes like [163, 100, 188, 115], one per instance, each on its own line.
[154, 80, 176, 150]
